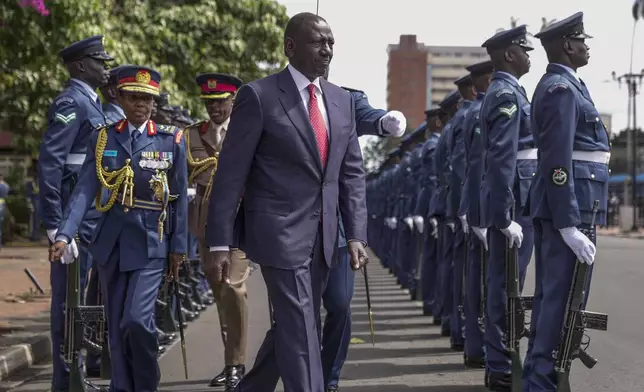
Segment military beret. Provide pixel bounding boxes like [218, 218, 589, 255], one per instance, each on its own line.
[117, 65, 162, 96]
[59, 35, 113, 63]
[534, 12, 592, 43]
[482, 24, 534, 51]
[466, 60, 495, 76]
[196, 73, 243, 99]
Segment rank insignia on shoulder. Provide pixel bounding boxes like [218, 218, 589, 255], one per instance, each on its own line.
[157, 124, 177, 134]
[496, 89, 514, 98]
[548, 83, 569, 93]
[499, 104, 517, 118]
[474, 127, 481, 134]
[54, 96, 75, 106]
[175, 129, 184, 144]
[54, 112, 76, 124]
[551, 167, 568, 186]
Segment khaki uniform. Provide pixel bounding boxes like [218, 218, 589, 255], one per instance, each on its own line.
[187, 119, 249, 366]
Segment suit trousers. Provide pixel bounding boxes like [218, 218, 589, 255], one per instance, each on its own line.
[321, 246, 355, 388]
[236, 230, 330, 392]
[200, 241, 249, 366]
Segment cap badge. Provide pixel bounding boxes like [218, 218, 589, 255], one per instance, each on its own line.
[207, 79, 217, 89]
[136, 70, 151, 84]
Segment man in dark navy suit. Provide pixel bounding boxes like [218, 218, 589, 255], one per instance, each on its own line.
[206, 12, 369, 392]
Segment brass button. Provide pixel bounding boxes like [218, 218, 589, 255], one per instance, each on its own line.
[595, 117, 599, 121]
[591, 174, 595, 179]
[532, 172, 535, 177]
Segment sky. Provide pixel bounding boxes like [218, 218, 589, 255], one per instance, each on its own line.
[276, 0, 644, 149]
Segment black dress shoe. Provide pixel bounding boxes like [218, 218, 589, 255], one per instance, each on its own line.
[224, 365, 245, 391]
[450, 342, 464, 352]
[86, 368, 102, 378]
[440, 325, 451, 337]
[487, 372, 511, 392]
[209, 368, 227, 387]
[157, 346, 166, 357]
[463, 354, 485, 368]
[326, 385, 339, 392]
[433, 316, 442, 325]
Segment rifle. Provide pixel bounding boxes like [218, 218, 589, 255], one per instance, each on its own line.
[413, 228, 424, 301]
[63, 240, 106, 392]
[555, 200, 608, 392]
[478, 245, 487, 331]
[505, 207, 533, 392]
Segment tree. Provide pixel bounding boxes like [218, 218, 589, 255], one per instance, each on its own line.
[0, 0, 289, 155]
[361, 137, 388, 174]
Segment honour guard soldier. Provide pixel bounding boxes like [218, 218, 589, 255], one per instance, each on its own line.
[448, 73, 476, 351]
[38, 35, 112, 392]
[479, 24, 535, 390]
[49, 65, 188, 392]
[322, 76, 406, 391]
[186, 73, 249, 390]
[100, 65, 126, 124]
[458, 59, 494, 368]
[428, 89, 460, 335]
[525, 13, 608, 391]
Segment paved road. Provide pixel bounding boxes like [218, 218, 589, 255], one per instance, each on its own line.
[6, 235, 644, 391]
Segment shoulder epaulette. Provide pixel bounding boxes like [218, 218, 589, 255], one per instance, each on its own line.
[54, 95, 75, 106]
[495, 88, 515, 98]
[548, 82, 570, 93]
[157, 124, 179, 135]
[185, 120, 207, 130]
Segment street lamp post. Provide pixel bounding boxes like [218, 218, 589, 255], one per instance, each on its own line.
[612, 70, 644, 231]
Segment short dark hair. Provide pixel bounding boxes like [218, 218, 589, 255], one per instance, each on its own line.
[284, 12, 326, 42]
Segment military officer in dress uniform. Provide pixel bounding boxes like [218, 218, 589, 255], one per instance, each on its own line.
[38, 35, 112, 392]
[447, 73, 476, 351]
[100, 65, 127, 124]
[479, 24, 535, 391]
[322, 78, 406, 392]
[49, 65, 188, 392]
[457, 59, 494, 369]
[524, 13, 608, 391]
[184, 73, 249, 390]
[428, 90, 460, 334]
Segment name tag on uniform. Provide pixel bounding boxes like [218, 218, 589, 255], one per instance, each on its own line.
[103, 150, 118, 157]
[140, 151, 173, 170]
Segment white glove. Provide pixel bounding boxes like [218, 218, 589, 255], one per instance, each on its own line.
[381, 111, 406, 137]
[559, 227, 596, 265]
[187, 187, 196, 201]
[429, 218, 438, 238]
[472, 227, 488, 250]
[413, 216, 424, 234]
[447, 222, 456, 233]
[500, 221, 523, 248]
[459, 215, 469, 234]
[404, 217, 414, 230]
[390, 217, 398, 230]
[46, 229, 78, 264]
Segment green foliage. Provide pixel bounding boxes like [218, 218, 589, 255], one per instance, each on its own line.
[362, 137, 388, 174]
[0, 0, 288, 155]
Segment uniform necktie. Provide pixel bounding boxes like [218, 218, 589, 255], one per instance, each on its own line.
[131, 129, 141, 151]
[307, 84, 328, 167]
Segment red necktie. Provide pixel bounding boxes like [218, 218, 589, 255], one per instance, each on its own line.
[307, 84, 328, 167]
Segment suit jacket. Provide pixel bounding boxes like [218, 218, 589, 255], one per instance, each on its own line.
[207, 68, 367, 269]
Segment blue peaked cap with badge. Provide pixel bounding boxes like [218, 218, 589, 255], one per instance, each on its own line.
[425, 106, 443, 118]
[59, 35, 113, 63]
[107, 65, 130, 86]
[439, 90, 460, 109]
[454, 74, 473, 87]
[533, 12, 592, 43]
[482, 24, 534, 51]
[466, 60, 495, 76]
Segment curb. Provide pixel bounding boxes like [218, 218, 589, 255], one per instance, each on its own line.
[0, 333, 51, 381]
[598, 232, 644, 240]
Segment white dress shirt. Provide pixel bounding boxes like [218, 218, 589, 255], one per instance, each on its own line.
[210, 65, 332, 253]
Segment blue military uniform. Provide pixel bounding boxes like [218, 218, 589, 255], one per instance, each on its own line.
[56, 66, 188, 392]
[524, 13, 608, 391]
[38, 35, 112, 391]
[479, 25, 537, 382]
[103, 66, 126, 124]
[322, 86, 388, 390]
[448, 74, 475, 349]
[427, 90, 460, 333]
[457, 60, 495, 364]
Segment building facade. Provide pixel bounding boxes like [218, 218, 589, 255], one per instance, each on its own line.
[387, 34, 488, 131]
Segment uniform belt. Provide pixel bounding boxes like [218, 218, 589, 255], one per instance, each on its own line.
[65, 153, 86, 165]
[572, 150, 611, 164]
[117, 196, 164, 211]
[516, 148, 538, 160]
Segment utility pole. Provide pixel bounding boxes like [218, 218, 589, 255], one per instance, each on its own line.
[613, 71, 644, 231]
